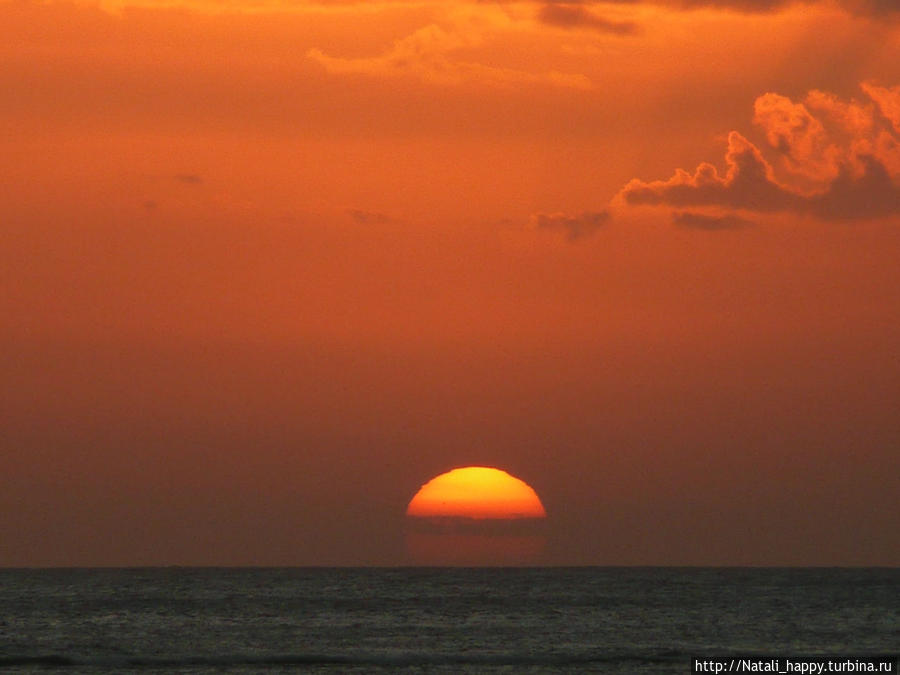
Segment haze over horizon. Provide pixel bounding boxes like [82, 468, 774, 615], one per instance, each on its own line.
[2, 0, 899, 567]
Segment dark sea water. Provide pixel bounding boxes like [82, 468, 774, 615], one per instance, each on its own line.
[0, 568, 897, 673]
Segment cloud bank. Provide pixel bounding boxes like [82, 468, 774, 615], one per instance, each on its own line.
[620, 83, 900, 221]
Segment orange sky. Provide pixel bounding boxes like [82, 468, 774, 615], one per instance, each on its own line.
[1, 0, 899, 566]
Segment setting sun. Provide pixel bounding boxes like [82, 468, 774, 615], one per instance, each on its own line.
[406, 467, 547, 520]
[405, 467, 547, 565]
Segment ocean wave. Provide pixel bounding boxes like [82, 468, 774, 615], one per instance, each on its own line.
[0, 649, 687, 669]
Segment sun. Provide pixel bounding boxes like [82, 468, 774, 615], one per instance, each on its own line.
[405, 466, 547, 565]
[406, 466, 547, 519]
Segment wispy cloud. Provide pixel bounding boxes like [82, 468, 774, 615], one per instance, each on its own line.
[347, 208, 393, 224]
[536, 3, 638, 34]
[531, 210, 610, 240]
[174, 173, 203, 185]
[672, 211, 754, 230]
[308, 20, 592, 89]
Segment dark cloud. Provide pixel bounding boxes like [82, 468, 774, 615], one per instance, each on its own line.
[622, 132, 800, 212]
[812, 154, 900, 220]
[347, 208, 392, 224]
[537, 0, 900, 17]
[532, 210, 610, 240]
[621, 82, 900, 222]
[654, 0, 792, 11]
[839, 0, 900, 16]
[672, 211, 754, 230]
[621, 132, 900, 221]
[537, 3, 638, 34]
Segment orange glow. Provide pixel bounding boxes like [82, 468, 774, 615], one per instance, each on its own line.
[406, 466, 547, 519]
[2, 0, 899, 569]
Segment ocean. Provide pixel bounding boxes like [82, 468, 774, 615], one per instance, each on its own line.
[0, 567, 896, 673]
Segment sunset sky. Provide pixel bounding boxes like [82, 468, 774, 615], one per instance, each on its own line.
[2, 0, 899, 566]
